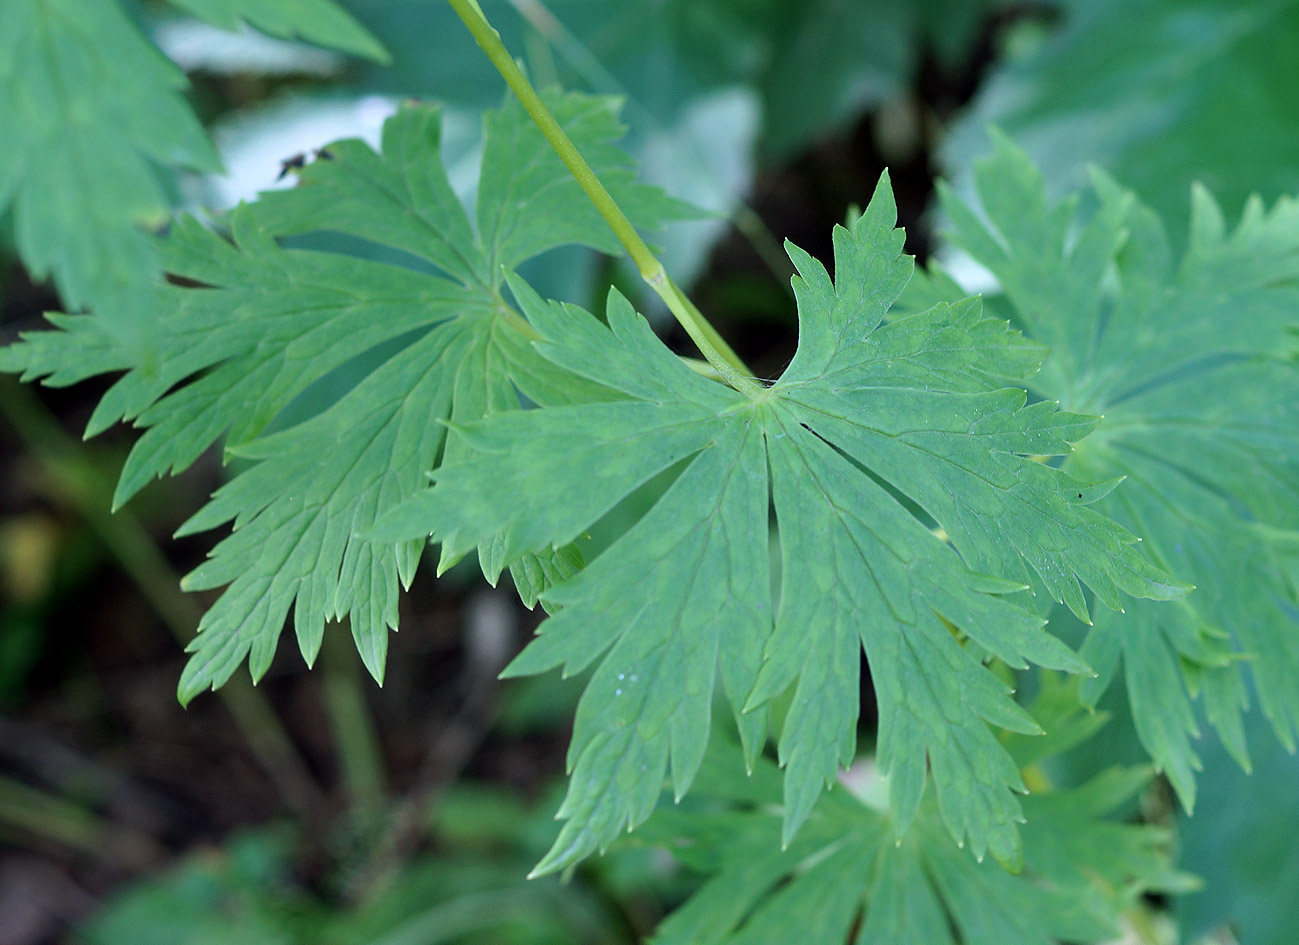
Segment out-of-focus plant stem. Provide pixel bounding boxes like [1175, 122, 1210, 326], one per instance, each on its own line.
[0, 375, 324, 823]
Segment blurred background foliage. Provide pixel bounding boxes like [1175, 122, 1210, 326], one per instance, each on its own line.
[1, 0, 1298, 942]
[942, 0, 1299, 232]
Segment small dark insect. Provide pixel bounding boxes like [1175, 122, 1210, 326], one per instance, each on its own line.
[1077, 493, 1083, 499]
[277, 153, 307, 180]
[315, 148, 334, 161]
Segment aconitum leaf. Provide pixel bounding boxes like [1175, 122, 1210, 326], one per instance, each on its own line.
[381, 173, 1185, 873]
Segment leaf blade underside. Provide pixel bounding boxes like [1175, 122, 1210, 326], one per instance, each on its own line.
[935, 136, 1299, 808]
[0, 0, 385, 350]
[386, 173, 1183, 873]
[1, 92, 691, 701]
[641, 734, 1185, 945]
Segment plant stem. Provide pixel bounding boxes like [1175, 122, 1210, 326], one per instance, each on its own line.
[733, 204, 798, 296]
[445, 0, 762, 397]
[508, 0, 796, 297]
[320, 626, 387, 808]
[349, 589, 509, 901]
[0, 772, 163, 868]
[0, 772, 105, 855]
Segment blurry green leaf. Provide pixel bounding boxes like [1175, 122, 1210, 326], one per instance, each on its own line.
[1176, 710, 1299, 945]
[80, 830, 315, 945]
[0, 0, 219, 349]
[352, 0, 994, 157]
[346, 0, 525, 108]
[328, 858, 616, 945]
[641, 743, 1183, 945]
[431, 783, 533, 848]
[998, 672, 1111, 771]
[81, 823, 629, 945]
[757, 0, 913, 154]
[944, 0, 1299, 230]
[166, 0, 388, 61]
[636, 87, 760, 284]
[152, 18, 347, 76]
[0, 611, 43, 704]
[0, 0, 386, 352]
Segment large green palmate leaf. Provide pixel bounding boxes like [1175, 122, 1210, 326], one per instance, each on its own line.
[639, 727, 1186, 945]
[931, 135, 1299, 809]
[0, 90, 694, 700]
[0, 0, 384, 350]
[380, 174, 1185, 875]
[943, 0, 1299, 230]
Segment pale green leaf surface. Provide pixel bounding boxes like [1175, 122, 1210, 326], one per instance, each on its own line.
[384, 174, 1182, 874]
[476, 92, 702, 271]
[0, 0, 219, 348]
[249, 89, 697, 287]
[506, 543, 584, 612]
[2, 94, 686, 700]
[943, 0, 1299, 231]
[642, 742, 1181, 945]
[177, 323, 468, 692]
[1176, 712, 1299, 945]
[164, 0, 388, 61]
[938, 137, 1299, 808]
[0, 0, 387, 350]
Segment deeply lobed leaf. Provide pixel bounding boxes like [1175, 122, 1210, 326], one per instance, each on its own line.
[383, 173, 1184, 873]
[2, 92, 691, 701]
[935, 135, 1299, 807]
[639, 732, 1187, 945]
